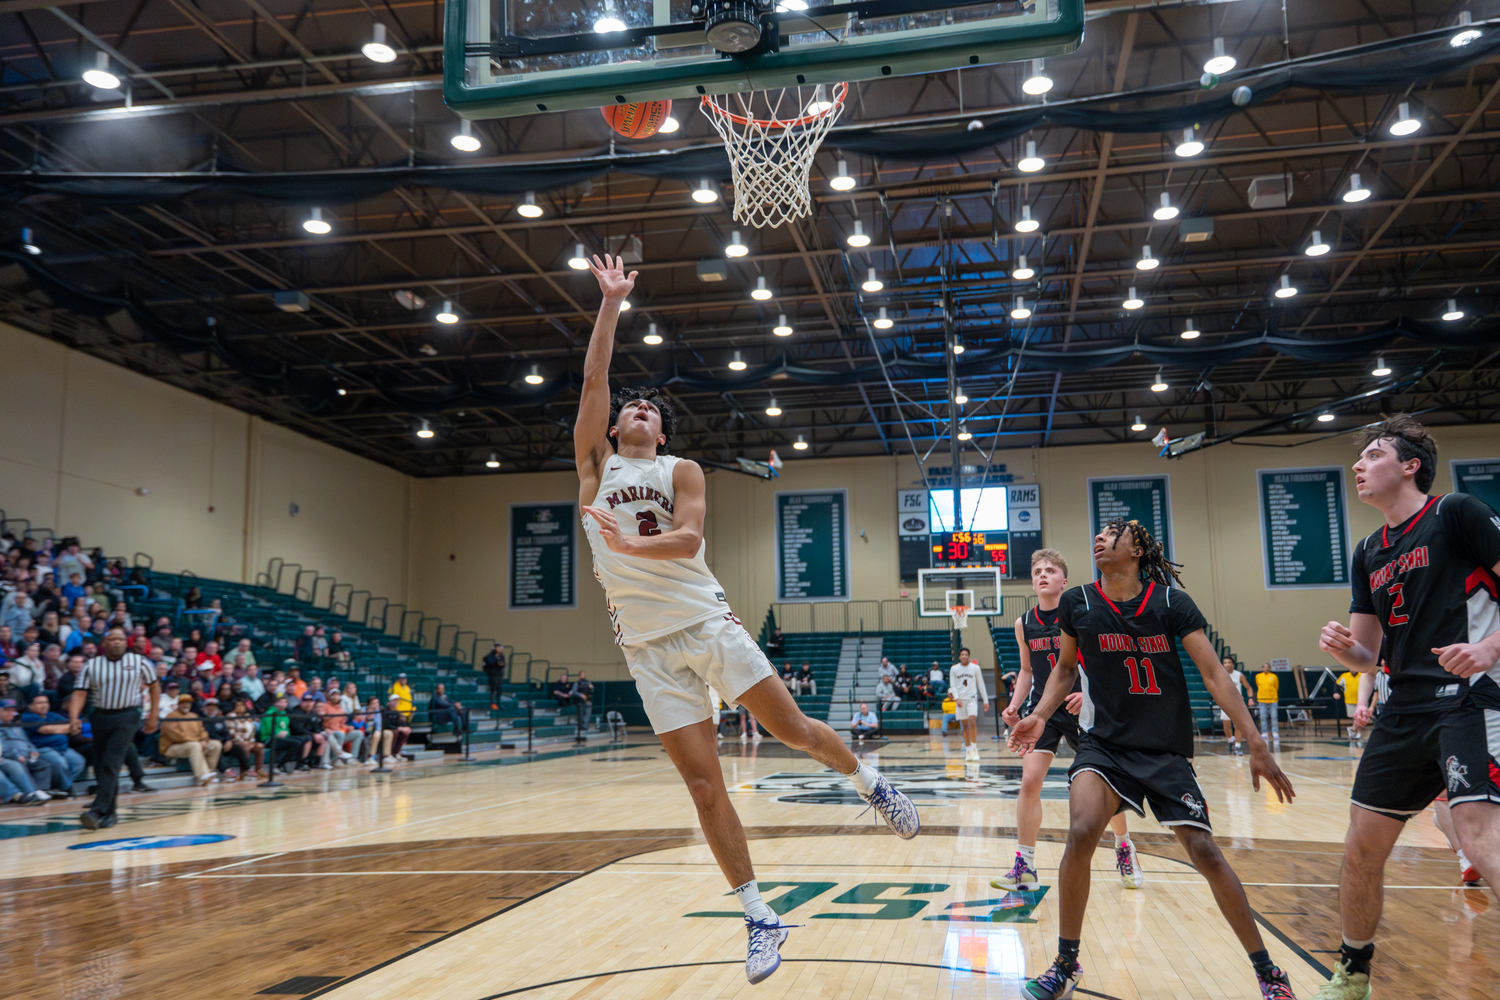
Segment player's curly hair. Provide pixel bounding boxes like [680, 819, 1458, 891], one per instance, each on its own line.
[1103, 516, 1184, 586]
[1356, 414, 1436, 493]
[608, 386, 676, 455]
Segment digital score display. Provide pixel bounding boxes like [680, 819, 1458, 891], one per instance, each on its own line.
[931, 531, 1008, 572]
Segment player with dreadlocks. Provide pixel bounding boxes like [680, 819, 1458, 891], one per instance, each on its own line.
[575, 256, 918, 987]
[1009, 516, 1300, 1000]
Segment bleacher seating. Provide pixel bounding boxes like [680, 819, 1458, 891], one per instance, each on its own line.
[767, 630, 952, 733]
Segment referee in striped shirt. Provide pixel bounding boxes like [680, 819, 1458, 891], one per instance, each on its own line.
[67, 627, 159, 830]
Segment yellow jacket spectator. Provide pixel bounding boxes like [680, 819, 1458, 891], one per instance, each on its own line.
[1253, 666, 1280, 742]
[1255, 669, 1279, 704]
[388, 673, 413, 713]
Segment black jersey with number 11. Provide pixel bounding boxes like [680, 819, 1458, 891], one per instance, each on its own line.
[1021, 605, 1082, 718]
[1057, 581, 1209, 757]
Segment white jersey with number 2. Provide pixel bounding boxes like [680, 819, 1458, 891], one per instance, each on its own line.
[584, 453, 731, 645]
[949, 662, 989, 703]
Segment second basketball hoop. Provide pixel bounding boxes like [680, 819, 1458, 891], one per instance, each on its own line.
[700, 82, 847, 229]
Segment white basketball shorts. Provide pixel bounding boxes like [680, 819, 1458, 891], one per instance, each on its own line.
[954, 699, 980, 720]
[622, 611, 776, 734]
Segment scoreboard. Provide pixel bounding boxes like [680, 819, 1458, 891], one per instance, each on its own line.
[931, 531, 1008, 573]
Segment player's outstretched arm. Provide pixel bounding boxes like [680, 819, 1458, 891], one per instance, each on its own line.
[575, 254, 637, 506]
[1003, 618, 1032, 726]
[583, 457, 705, 561]
[1318, 613, 1381, 672]
[1009, 633, 1078, 752]
[1183, 630, 1295, 803]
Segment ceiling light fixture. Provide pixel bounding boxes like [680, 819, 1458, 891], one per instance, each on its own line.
[1136, 244, 1159, 270]
[846, 219, 871, 248]
[568, 243, 590, 269]
[861, 267, 884, 292]
[1305, 230, 1330, 256]
[1131, 414, 1147, 432]
[643, 322, 663, 345]
[751, 276, 773, 300]
[1011, 295, 1032, 320]
[1451, 11, 1483, 47]
[1203, 36, 1237, 75]
[1153, 192, 1179, 221]
[804, 84, 835, 116]
[793, 434, 809, 451]
[1274, 274, 1298, 299]
[618, 298, 631, 310]
[728, 350, 747, 371]
[765, 397, 782, 416]
[957, 423, 972, 441]
[657, 115, 680, 133]
[1181, 317, 1200, 340]
[593, 1, 626, 33]
[1316, 411, 1336, 423]
[1014, 204, 1040, 233]
[1011, 255, 1035, 281]
[362, 23, 398, 63]
[486, 452, 501, 468]
[1175, 128, 1204, 158]
[516, 191, 544, 217]
[524, 364, 544, 384]
[951, 335, 965, 355]
[692, 178, 719, 203]
[451, 118, 481, 152]
[19, 228, 41, 255]
[1022, 59, 1053, 96]
[1123, 287, 1144, 310]
[873, 306, 894, 329]
[954, 385, 968, 405]
[773, 314, 793, 336]
[1150, 370, 1168, 392]
[302, 207, 331, 235]
[1442, 299, 1464, 321]
[435, 300, 459, 324]
[1343, 173, 1371, 203]
[82, 51, 120, 90]
[1389, 101, 1421, 137]
[415, 418, 435, 439]
[337, 387, 347, 396]
[1017, 139, 1044, 173]
[725, 230, 749, 257]
[830, 159, 857, 191]
[1371, 356, 1391, 377]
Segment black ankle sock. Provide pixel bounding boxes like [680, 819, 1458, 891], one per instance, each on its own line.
[1057, 938, 1081, 966]
[1248, 949, 1275, 977]
[1339, 942, 1374, 975]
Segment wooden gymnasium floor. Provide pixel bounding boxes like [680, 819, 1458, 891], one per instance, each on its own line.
[3, 732, 1494, 1000]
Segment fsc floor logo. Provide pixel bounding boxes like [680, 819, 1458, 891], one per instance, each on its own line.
[744, 764, 1069, 805]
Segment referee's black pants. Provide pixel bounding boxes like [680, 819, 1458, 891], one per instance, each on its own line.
[89, 707, 142, 819]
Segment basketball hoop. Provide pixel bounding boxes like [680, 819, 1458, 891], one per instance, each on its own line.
[700, 82, 848, 229]
[949, 605, 970, 631]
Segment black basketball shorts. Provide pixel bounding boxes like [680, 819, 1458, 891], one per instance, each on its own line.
[1033, 711, 1081, 756]
[1350, 703, 1500, 820]
[1068, 735, 1212, 831]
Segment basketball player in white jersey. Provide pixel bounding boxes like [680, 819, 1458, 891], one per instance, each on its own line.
[575, 256, 919, 985]
[948, 648, 989, 761]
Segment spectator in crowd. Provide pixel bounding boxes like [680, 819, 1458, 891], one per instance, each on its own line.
[240, 665, 266, 703]
[230, 638, 256, 669]
[160, 694, 222, 784]
[8, 642, 42, 702]
[893, 665, 913, 699]
[285, 667, 307, 700]
[183, 586, 203, 610]
[54, 541, 93, 587]
[307, 677, 326, 703]
[879, 657, 898, 681]
[849, 702, 880, 741]
[260, 695, 307, 772]
[551, 672, 574, 713]
[358, 696, 386, 765]
[482, 643, 506, 709]
[288, 693, 330, 770]
[318, 693, 360, 765]
[22, 693, 85, 789]
[387, 672, 412, 713]
[197, 640, 223, 676]
[37, 611, 61, 647]
[796, 662, 817, 696]
[2, 591, 35, 636]
[311, 626, 329, 659]
[912, 673, 934, 703]
[213, 682, 236, 711]
[737, 702, 762, 741]
[55, 652, 87, 704]
[875, 676, 900, 713]
[571, 673, 594, 742]
[429, 683, 468, 734]
[780, 662, 798, 695]
[339, 682, 359, 717]
[158, 681, 182, 719]
[0, 671, 9, 702]
[927, 661, 948, 696]
[151, 619, 174, 651]
[326, 631, 350, 664]
[38, 643, 64, 690]
[198, 701, 248, 780]
[294, 625, 319, 664]
[225, 700, 265, 779]
[764, 628, 785, 657]
[381, 695, 412, 764]
[0, 699, 52, 804]
[1254, 663, 1279, 742]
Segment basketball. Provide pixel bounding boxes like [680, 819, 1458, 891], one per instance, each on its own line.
[601, 99, 672, 138]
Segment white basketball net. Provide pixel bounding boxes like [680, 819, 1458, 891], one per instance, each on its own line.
[949, 605, 970, 631]
[700, 82, 847, 229]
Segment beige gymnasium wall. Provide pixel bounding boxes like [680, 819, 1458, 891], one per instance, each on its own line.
[0, 321, 409, 600]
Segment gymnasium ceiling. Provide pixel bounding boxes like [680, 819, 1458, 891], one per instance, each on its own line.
[3, 0, 1500, 477]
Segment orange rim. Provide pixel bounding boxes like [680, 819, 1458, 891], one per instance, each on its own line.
[701, 81, 848, 129]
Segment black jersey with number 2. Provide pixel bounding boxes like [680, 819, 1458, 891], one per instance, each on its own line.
[1350, 493, 1500, 712]
[1021, 605, 1082, 717]
[1057, 581, 1209, 757]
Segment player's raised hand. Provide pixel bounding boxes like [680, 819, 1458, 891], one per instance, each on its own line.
[1248, 743, 1296, 803]
[1006, 713, 1044, 754]
[1319, 620, 1355, 654]
[1063, 692, 1084, 716]
[588, 254, 637, 301]
[1433, 642, 1494, 677]
[583, 505, 632, 554]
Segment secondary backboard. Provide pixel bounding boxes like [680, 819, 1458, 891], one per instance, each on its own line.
[445, 0, 1085, 120]
[917, 566, 1002, 619]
